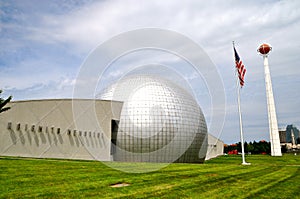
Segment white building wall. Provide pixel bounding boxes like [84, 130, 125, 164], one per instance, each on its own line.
[0, 99, 122, 161]
[0, 99, 223, 162]
[205, 134, 224, 160]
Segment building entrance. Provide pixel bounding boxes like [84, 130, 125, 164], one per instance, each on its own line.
[110, 120, 119, 159]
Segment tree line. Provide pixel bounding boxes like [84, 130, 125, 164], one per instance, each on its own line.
[224, 140, 271, 155]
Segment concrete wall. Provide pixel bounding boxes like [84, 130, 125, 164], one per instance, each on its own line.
[205, 134, 224, 160]
[0, 99, 122, 161]
[0, 99, 223, 162]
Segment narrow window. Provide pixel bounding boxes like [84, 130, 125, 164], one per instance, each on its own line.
[16, 123, 21, 131]
[7, 122, 12, 130]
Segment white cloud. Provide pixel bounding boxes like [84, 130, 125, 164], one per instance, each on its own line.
[3, 76, 76, 100]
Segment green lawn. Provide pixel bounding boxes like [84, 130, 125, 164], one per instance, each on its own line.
[0, 154, 299, 198]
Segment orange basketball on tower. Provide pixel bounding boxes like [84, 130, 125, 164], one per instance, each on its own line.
[258, 43, 272, 55]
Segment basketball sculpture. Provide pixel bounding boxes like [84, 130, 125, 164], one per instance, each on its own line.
[258, 43, 272, 55]
[257, 43, 282, 156]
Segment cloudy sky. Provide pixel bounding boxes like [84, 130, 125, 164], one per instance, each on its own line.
[1, 0, 299, 143]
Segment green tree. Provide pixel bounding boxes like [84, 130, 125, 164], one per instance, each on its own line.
[0, 90, 12, 113]
[297, 137, 300, 145]
[247, 142, 254, 154]
[244, 141, 248, 153]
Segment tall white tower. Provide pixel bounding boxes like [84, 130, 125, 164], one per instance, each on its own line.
[258, 43, 282, 156]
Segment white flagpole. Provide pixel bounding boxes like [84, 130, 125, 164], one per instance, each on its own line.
[233, 41, 250, 165]
[236, 73, 248, 165]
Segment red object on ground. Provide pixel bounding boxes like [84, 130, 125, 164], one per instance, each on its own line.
[258, 43, 272, 55]
[228, 150, 238, 155]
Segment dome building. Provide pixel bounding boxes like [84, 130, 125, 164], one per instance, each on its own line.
[0, 75, 223, 163]
[99, 75, 208, 163]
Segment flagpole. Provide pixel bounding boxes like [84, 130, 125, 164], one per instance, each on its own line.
[236, 72, 248, 165]
[233, 41, 250, 165]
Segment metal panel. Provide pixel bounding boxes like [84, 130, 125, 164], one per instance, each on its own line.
[99, 75, 208, 163]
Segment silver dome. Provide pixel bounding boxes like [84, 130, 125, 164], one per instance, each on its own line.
[99, 75, 207, 163]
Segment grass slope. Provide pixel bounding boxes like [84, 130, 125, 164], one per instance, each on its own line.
[0, 155, 299, 198]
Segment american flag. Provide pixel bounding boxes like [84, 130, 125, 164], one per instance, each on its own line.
[234, 46, 246, 87]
